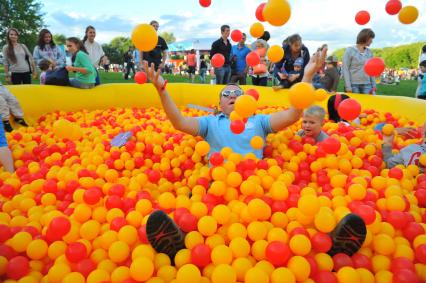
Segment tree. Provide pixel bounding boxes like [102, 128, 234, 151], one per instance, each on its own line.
[160, 32, 176, 44]
[53, 34, 66, 46]
[0, 0, 44, 50]
[102, 43, 123, 64]
[110, 36, 132, 54]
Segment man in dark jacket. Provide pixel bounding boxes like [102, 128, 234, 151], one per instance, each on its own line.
[210, 25, 232, 84]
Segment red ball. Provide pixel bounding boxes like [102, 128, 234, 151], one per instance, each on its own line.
[311, 232, 332, 253]
[246, 89, 260, 101]
[0, 224, 12, 242]
[105, 195, 123, 210]
[389, 167, 403, 180]
[364, 57, 385, 77]
[255, 3, 266, 22]
[246, 51, 261, 67]
[134, 72, 147, 84]
[231, 29, 243, 42]
[49, 216, 71, 237]
[387, 211, 407, 229]
[211, 53, 225, 68]
[138, 225, 149, 244]
[6, 256, 30, 280]
[230, 120, 245, 134]
[199, 0, 211, 7]
[75, 258, 96, 277]
[65, 242, 87, 263]
[337, 98, 361, 121]
[321, 137, 341, 155]
[415, 244, 426, 264]
[415, 189, 426, 207]
[315, 270, 338, 283]
[178, 213, 198, 232]
[83, 188, 102, 205]
[191, 244, 212, 267]
[332, 253, 354, 271]
[352, 253, 372, 270]
[210, 152, 224, 166]
[355, 10, 370, 25]
[110, 217, 127, 231]
[354, 205, 376, 225]
[265, 241, 292, 267]
[393, 269, 421, 283]
[391, 257, 415, 273]
[43, 179, 58, 193]
[385, 0, 402, 15]
[403, 222, 424, 242]
[109, 184, 125, 197]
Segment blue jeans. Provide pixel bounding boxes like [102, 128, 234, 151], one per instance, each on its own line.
[199, 68, 207, 83]
[95, 69, 101, 86]
[215, 65, 231, 85]
[69, 79, 95, 89]
[351, 84, 372, 94]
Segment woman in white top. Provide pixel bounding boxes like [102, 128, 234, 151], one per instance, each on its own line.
[416, 45, 426, 98]
[2, 28, 37, 85]
[82, 26, 104, 85]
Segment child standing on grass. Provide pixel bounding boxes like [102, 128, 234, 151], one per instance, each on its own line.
[65, 37, 96, 89]
[38, 59, 53, 85]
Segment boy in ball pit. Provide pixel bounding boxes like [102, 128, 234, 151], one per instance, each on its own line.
[382, 122, 426, 172]
[142, 48, 367, 263]
[297, 105, 329, 143]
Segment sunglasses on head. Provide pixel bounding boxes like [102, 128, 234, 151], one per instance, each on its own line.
[221, 89, 243, 98]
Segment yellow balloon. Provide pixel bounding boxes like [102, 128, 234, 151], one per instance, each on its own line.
[131, 24, 158, 52]
[398, 6, 419, 25]
[263, 0, 292, 27]
[267, 45, 284, 63]
[289, 82, 315, 109]
[234, 95, 257, 118]
[250, 23, 265, 38]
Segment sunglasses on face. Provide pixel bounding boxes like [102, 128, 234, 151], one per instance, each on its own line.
[221, 89, 243, 98]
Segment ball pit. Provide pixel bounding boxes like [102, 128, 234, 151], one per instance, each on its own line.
[0, 84, 425, 282]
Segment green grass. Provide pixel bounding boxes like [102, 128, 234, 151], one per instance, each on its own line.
[0, 66, 418, 97]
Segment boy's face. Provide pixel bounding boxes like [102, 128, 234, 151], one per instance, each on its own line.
[420, 66, 426, 73]
[302, 114, 323, 138]
[294, 65, 302, 72]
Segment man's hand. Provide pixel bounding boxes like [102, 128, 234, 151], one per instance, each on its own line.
[32, 71, 38, 80]
[143, 61, 165, 91]
[302, 46, 327, 83]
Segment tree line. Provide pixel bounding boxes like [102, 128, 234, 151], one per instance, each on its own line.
[332, 42, 425, 69]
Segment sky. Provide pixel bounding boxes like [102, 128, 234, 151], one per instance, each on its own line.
[42, 0, 425, 53]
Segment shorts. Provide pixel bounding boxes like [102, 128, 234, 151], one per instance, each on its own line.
[0, 118, 8, 147]
[188, 66, 196, 74]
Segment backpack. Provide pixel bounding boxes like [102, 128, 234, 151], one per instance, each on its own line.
[45, 67, 70, 86]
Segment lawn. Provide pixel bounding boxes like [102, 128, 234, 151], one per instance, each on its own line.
[0, 66, 418, 97]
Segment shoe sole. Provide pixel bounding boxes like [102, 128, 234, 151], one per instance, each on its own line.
[146, 210, 185, 263]
[328, 213, 366, 256]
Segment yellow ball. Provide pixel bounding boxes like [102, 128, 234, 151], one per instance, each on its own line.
[398, 5, 419, 24]
[289, 234, 311, 256]
[158, 192, 176, 209]
[132, 244, 155, 261]
[108, 241, 130, 263]
[382, 124, 394, 136]
[314, 88, 328, 101]
[80, 220, 101, 240]
[263, 0, 292, 26]
[176, 264, 201, 283]
[250, 136, 264, 150]
[247, 221, 267, 241]
[197, 215, 217, 236]
[130, 257, 154, 282]
[232, 258, 253, 281]
[229, 237, 251, 258]
[245, 267, 269, 283]
[211, 264, 236, 283]
[250, 22, 264, 38]
[337, 267, 360, 283]
[63, 272, 85, 283]
[87, 269, 110, 283]
[212, 205, 231, 225]
[174, 249, 191, 268]
[289, 82, 315, 109]
[386, 195, 405, 211]
[271, 267, 295, 283]
[226, 172, 242, 188]
[348, 183, 366, 200]
[373, 234, 395, 256]
[131, 24, 158, 52]
[356, 268, 375, 283]
[419, 154, 426, 166]
[111, 266, 131, 283]
[184, 231, 204, 250]
[211, 245, 233, 265]
[48, 263, 71, 283]
[270, 181, 289, 200]
[375, 270, 393, 283]
[195, 141, 210, 157]
[26, 239, 48, 260]
[298, 194, 319, 215]
[234, 95, 257, 118]
[314, 208, 336, 233]
[11, 231, 32, 253]
[267, 45, 285, 63]
[118, 225, 138, 245]
[157, 266, 177, 282]
[287, 256, 310, 282]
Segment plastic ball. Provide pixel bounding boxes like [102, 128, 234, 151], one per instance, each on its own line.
[267, 45, 284, 63]
[337, 98, 362, 120]
[250, 136, 264, 150]
[250, 22, 264, 38]
[298, 194, 319, 215]
[265, 241, 292, 267]
[311, 232, 332, 253]
[130, 257, 154, 281]
[211, 264, 237, 283]
[198, 215, 217, 236]
[255, 3, 266, 22]
[231, 30, 243, 42]
[230, 120, 245, 134]
[6, 256, 29, 280]
[199, 0, 211, 8]
[382, 123, 394, 135]
[246, 51, 261, 67]
[398, 6, 419, 25]
[262, 0, 292, 27]
[355, 10, 370, 25]
[176, 264, 201, 283]
[336, 267, 360, 283]
[229, 237, 251, 258]
[211, 245, 233, 265]
[131, 24, 158, 52]
[289, 234, 311, 256]
[287, 256, 311, 281]
[386, 0, 402, 15]
[364, 57, 385, 77]
[211, 53, 225, 68]
[195, 141, 210, 156]
[26, 239, 48, 260]
[235, 95, 257, 118]
[109, 241, 130, 263]
[191, 244, 211, 267]
[314, 88, 328, 101]
[134, 72, 147, 84]
[289, 82, 315, 109]
[245, 267, 269, 283]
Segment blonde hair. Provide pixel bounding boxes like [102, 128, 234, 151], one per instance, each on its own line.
[303, 106, 326, 122]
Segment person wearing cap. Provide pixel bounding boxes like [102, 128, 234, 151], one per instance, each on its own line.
[273, 57, 303, 90]
[312, 55, 340, 92]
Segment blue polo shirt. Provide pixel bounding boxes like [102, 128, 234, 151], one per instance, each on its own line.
[232, 45, 251, 73]
[197, 113, 273, 159]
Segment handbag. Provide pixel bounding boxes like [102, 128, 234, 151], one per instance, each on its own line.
[45, 67, 70, 86]
[21, 44, 32, 73]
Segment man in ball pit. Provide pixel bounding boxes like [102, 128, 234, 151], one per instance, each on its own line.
[142, 48, 368, 263]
